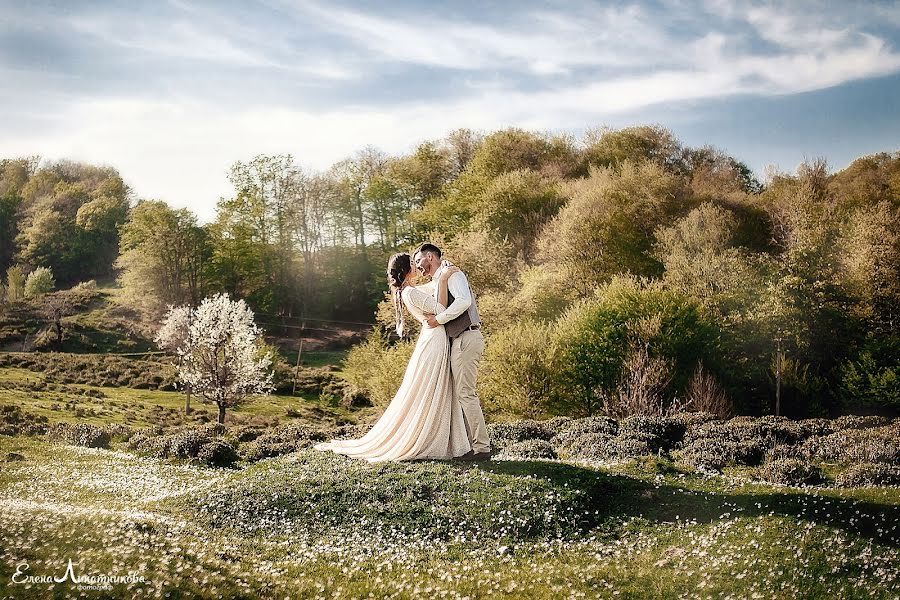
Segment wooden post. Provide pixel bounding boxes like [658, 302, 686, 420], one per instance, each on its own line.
[292, 337, 304, 396]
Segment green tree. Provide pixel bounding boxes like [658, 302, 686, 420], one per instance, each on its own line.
[474, 169, 565, 262]
[117, 200, 209, 315]
[24, 266, 54, 298]
[583, 125, 687, 174]
[539, 160, 691, 295]
[5, 265, 25, 302]
[0, 194, 21, 271]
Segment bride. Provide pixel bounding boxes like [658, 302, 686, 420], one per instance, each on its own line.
[314, 252, 473, 462]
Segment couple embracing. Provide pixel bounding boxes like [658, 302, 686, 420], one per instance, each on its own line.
[315, 243, 491, 462]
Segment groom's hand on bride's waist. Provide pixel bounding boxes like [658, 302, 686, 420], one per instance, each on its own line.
[425, 315, 440, 328]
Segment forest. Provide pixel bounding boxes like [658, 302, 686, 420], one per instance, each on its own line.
[0, 125, 898, 419]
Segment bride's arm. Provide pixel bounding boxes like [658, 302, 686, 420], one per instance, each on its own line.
[404, 287, 443, 322]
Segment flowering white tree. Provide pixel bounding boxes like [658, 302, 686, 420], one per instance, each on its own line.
[156, 304, 194, 414]
[157, 294, 273, 424]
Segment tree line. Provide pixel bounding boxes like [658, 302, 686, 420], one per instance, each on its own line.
[1, 125, 898, 417]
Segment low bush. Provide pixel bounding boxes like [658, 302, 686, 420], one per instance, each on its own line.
[758, 458, 823, 486]
[126, 423, 227, 460]
[0, 404, 50, 436]
[619, 415, 685, 450]
[558, 431, 655, 462]
[48, 422, 110, 448]
[835, 463, 900, 487]
[550, 416, 619, 449]
[487, 420, 554, 451]
[198, 440, 240, 468]
[832, 415, 891, 431]
[799, 424, 899, 464]
[495, 439, 557, 461]
[674, 438, 766, 470]
[240, 422, 328, 462]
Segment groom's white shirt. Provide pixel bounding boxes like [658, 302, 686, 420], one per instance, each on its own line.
[429, 264, 481, 326]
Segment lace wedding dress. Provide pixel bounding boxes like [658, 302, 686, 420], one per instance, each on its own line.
[314, 285, 473, 462]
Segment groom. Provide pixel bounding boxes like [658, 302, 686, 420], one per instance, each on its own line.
[414, 243, 491, 460]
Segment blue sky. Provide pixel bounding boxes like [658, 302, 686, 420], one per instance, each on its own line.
[1, 0, 899, 221]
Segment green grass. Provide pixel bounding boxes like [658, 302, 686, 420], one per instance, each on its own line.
[281, 350, 348, 370]
[0, 432, 897, 599]
[0, 367, 360, 429]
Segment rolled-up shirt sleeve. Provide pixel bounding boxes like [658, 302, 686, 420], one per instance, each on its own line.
[435, 271, 472, 325]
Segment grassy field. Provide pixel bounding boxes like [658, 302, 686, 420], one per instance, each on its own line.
[0, 363, 361, 430]
[0, 433, 897, 599]
[0, 386, 898, 599]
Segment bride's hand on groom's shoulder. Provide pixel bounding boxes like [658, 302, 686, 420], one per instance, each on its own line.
[439, 264, 460, 281]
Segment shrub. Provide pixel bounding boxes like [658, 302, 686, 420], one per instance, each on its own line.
[799, 424, 899, 464]
[620, 415, 685, 450]
[495, 439, 558, 461]
[24, 267, 55, 298]
[838, 350, 900, 412]
[670, 411, 719, 431]
[550, 416, 619, 449]
[198, 440, 240, 468]
[551, 277, 718, 417]
[832, 415, 890, 431]
[684, 362, 733, 417]
[479, 321, 556, 417]
[126, 424, 227, 460]
[0, 404, 50, 436]
[562, 432, 653, 462]
[758, 458, 823, 486]
[487, 420, 554, 451]
[240, 422, 327, 462]
[103, 423, 134, 442]
[342, 327, 415, 407]
[835, 463, 900, 487]
[674, 438, 766, 470]
[48, 422, 110, 448]
[542, 416, 573, 435]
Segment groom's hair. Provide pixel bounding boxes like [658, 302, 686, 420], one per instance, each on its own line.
[414, 242, 442, 258]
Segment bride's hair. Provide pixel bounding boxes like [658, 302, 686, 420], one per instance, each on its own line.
[387, 252, 412, 290]
[387, 253, 412, 337]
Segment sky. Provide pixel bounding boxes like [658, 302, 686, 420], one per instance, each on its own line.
[1, 0, 899, 222]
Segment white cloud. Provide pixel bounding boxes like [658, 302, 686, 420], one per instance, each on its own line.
[2, 0, 899, 223]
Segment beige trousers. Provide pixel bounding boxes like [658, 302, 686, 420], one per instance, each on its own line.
[450, 329, 489, 452]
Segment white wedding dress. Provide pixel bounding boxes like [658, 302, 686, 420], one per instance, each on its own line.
[314, 285, 473, 462]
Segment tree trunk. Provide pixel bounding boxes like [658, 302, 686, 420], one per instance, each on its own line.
[185, 388, 192, 414]
[217, 403, 226, 424]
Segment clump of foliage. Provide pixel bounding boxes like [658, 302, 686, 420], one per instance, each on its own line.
[239, 422, 327, 462]
[126, 423, 238, 467]
[48, 422, 110, 448]
[341, 327, 415, 407]
[495, 439, 557, 461]
[23, 266, 55, 298]
[799, 424, 899, 464]
[835, 463, 900, 487]
[0, 404, 49, 436]
[486, 420, 555, 451]
[758, 458, 823, 486]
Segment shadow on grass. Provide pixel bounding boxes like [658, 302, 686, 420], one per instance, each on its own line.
[468, 459, 900, 548]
